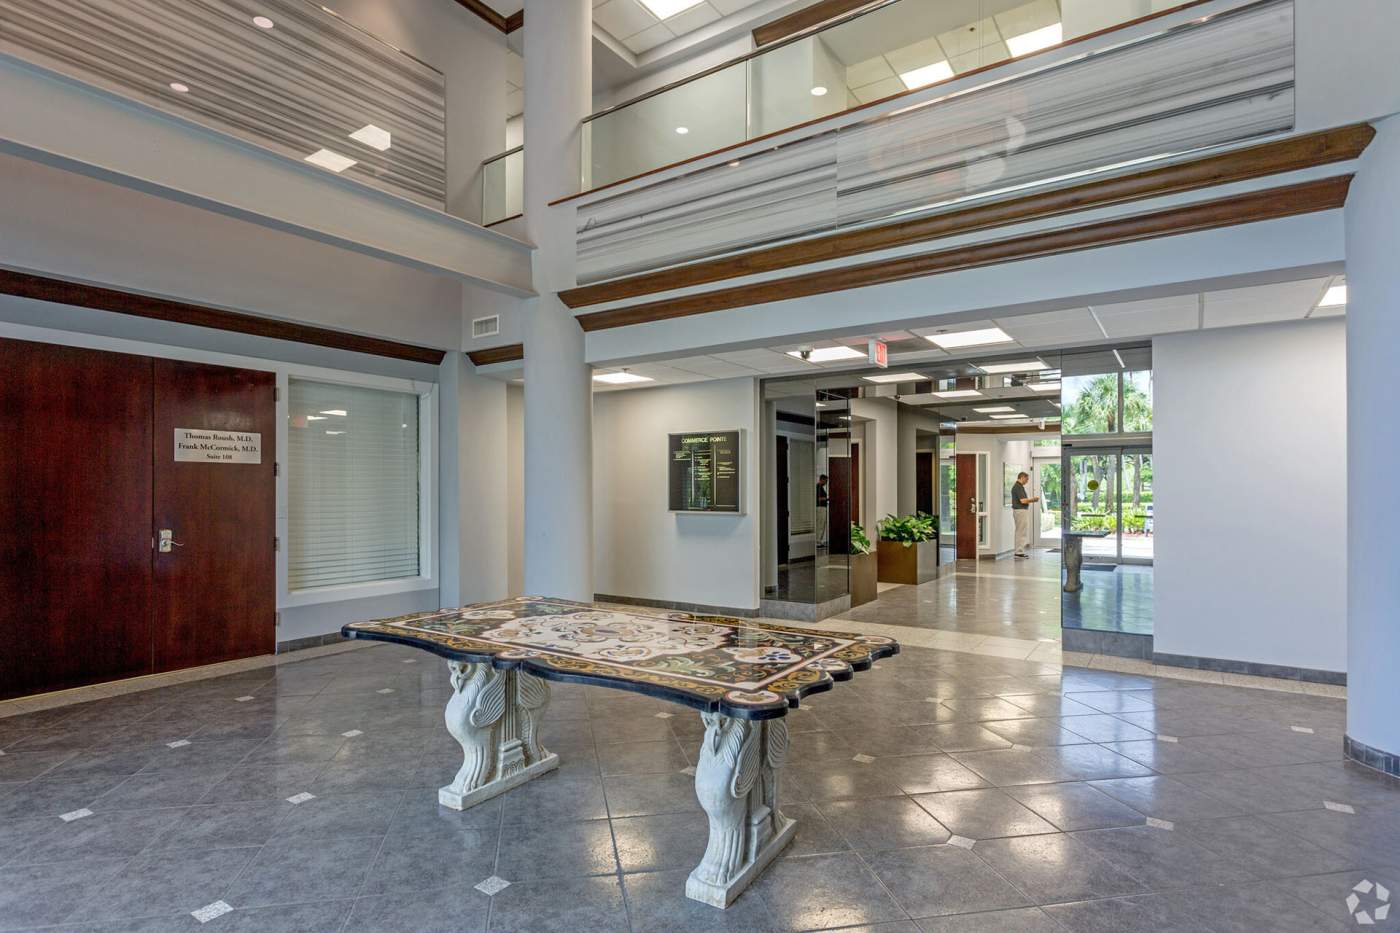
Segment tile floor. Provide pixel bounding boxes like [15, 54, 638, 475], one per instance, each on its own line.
[2, 632, 1397, 932]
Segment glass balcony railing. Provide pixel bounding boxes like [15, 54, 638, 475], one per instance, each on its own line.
[481, 146, 524, 226]
[582, 0, 1181, 190]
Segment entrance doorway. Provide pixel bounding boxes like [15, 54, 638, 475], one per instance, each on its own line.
[1063, 446, 1154, 563]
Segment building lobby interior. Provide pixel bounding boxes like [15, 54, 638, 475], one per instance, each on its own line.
[1, 0, 1398, 931]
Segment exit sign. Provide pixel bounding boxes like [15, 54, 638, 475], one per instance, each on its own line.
[869, 339, 888, 368]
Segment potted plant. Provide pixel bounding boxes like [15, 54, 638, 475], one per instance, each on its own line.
[849, 522, 878, 607]
[875, 511, 940, 585]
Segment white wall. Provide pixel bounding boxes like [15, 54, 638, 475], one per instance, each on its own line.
[850, 397, 899, 533]
[506, 384, 525, 596]
[1153, 318, 1347, 673]
[593, 378, 761, 610]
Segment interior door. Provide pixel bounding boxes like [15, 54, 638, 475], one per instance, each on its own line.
[827, 456, 852, 553]
[956, 453, 977, 559]
[915, 451, 934, 515]
[0, 339, 155, 699]
[776, 436, 789, 565]
[152, 359, 276, 672]
[850, 442, 862, 526]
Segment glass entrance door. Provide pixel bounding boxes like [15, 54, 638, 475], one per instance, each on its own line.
[1035, 460, 1062, 547]
[1063, 447, 1153, 563]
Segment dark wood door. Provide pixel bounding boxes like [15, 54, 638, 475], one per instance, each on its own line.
[0, 339, 156, 699]
[776, 436, 789, 565]
[916, 451, 934, 515]
[152, 359, 276, 672]
[850, 443, 861, 526]
[956, 453, 977, 560]
[827, 456, 851, 553]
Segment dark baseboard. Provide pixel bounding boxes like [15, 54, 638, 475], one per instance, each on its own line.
[1152, 651, 1346, 686]
[276, 632, 353, 654]
[1062, 628, 1154, 660]
[595, 593, 759, 619]
[1344, 735, 1400, 780]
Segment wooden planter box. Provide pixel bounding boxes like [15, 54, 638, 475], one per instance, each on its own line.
[850, 552, 878, 607]
[876, 537, 939, 585]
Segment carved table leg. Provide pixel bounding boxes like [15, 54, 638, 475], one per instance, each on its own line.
[439, 661, 559, 810]
[687, 712, 797, 908]
[1063, 536, 1083, 593]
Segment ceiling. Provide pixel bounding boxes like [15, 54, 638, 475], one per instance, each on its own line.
[580, 274, 1346, 393]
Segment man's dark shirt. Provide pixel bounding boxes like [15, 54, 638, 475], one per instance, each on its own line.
[1011, 482, 1030, 510]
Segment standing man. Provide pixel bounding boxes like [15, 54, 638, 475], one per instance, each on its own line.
[1011, 471, 1039, 559]
[815, 474, 829, 549]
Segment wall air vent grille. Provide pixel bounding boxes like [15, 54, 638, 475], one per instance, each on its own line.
[472, 316, 501, 339]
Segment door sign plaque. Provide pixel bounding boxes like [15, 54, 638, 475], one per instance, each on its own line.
[174, 428, 261, 464]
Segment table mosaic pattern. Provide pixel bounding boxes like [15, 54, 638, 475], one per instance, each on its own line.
[343, 597, 898, 718]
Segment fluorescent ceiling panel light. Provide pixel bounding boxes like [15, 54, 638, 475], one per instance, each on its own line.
[933, 389, 983, 399]
[349, 124, 391, 151]
[898, 60, 954, 90]
[1319, 284, 1347, 307]
[976, 359, 1048, 374]
[638, 0, 704, 18]
[926, 327, 1013, 350]
[674, 126, 690, 135]
[862, 372, 926, 384]
[810, 86, 828, 96]
[169, 81, 190, 93]
[319, 409, 347, 416]
[1028, 382, 1061, 392]
[305, 415, 327, 421]
[252, 15, 274, 28]
[1113, 349, 1127, 370]
[325, 430, 346, 435]
[305, 149, 357, 172]
[974, 406, 1016, 413]
[593, 371, 654, 385]
[1005, 22, 1063, 56]
[990, 413, 1029, 420]
[786, 346, 864, 363]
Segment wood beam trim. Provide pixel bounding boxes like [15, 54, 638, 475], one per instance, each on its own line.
[0, 269, 448, 365]
[575, 175, 1353, 332]
[561, 124, 1374, 309]
[466, 343, 524, 366]
[454, 0, 520, 33]
[753, 0, 881, 47]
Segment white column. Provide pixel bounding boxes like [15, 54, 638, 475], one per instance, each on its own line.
[521, 0, 593, 601]
[1344, 115, 1400, 776]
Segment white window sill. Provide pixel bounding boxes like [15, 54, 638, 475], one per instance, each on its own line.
[280, 575, 436, 609]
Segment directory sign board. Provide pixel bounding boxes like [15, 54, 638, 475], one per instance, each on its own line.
[668, 431, 742, 513]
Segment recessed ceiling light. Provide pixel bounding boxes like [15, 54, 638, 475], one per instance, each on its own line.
[675, 126, 690, 135]
[787, 346, 865, 363]
[976, 359, 1048, 374]
[1028, 382, 1061, 392]
[319, 409, 348, 416]
[810, 86, 828, 97]
[349, 124, 392, 151]
[899, 61, 954, 90]
[862, 372, 926, 384]
[593, 371, 654, 385]
[926, 327, 1013, 350]
[727, 160, 741, 168]
[974, 406, 1017, 413]
[1319, 284, 1347, 307]
[990, 413, 1030, 420]
[169, 82, 190, 93]
[934, 389, 984, 399]
[325, 430, 346, 435]
[815, 402, 828, 408]
[638, 0, 704, 18]
[1005, 22, 1063, 57]
[252, 15, 275, 29]
[305, 415, 327, 421]
[305, 149, 357, 172]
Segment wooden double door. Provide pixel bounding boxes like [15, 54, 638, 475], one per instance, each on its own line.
[0, 338, 276, 700]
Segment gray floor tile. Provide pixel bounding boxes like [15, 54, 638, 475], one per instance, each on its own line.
[877, 754, 989, 796]
[604, 772, 703, 817]
[1101, 739, 1234, 774]
[972, 833, 1147, 904]
[1088, 776, 1248, 822]
[29, 806, 186, 864]
[1264, 866, 1400, 927]
[215, 900, 354, 933]
[1177, 814, 1360, 878]
[864, 845, 1029, 919]
[788, 762, 906, 802]
[754, 851, 906, 931]
[622, 869, 776, 932]
[820, 796, 952, 850]
[0, 774, 129, 820]
[598, 738, 691, 775]
[501, 774, 609, 822]
[496, 817, 619, 880]
[0, 857, 128, 930]
[1006, 782, 1147, 831]
[343, 885, 490, 933]
[915, 907, 1063, 933]
[66, 846, 257, 922]
[485, 874, 629, 933]
[227, 834, 384, 906]
[1069, 823, 1255, 890]
[946, 749, 1065, 787]
[911, 724, 1014, 754]
[1041, 891, 1213, 933]
[363, 822, 498, 895]
[93, 767, 230, 811]
[780, 802, 852, 858]
[199, 761, 326, 804]
[613, 810, 709, 873]
[152, 800, 294, 851]
[912, 789, 1057, 840]
[0, 749, 77, 782]
[979, 718, 1094, 747]
[272, 789, 405, 842]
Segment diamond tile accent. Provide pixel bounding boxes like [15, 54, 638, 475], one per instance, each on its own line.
[341, 730, 364, 738]
[1157, 735, 1179, 743]
[167, 739, 192, 748]
[376, 688, 396, 695]
[475, 875, 511, 896]
[1291, 726, 1315, 734]
[947, 835, 976, 849]
[681, 766, 696, 776]
[1324, 801, 1356, 814]
[1146, 817, 1175, 830]
[401, 659, 418, 664]
[234, 696, 255, 702]
[59, 808, 93, 822]
[192, 901, 234, 923]
[852, 753, 876, 764]
[654, 712, 674, 719]
[286, 792, 316, 804]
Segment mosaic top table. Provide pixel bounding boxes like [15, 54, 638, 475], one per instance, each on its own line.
[343, 596, 897, 907]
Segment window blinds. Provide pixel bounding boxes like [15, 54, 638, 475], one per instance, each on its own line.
[789, 439, 814, 535]
[288, 380, 420, 590]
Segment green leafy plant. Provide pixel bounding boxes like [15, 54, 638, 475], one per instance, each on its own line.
[877, 512, 938, 547]
[850, 523, 874, 556]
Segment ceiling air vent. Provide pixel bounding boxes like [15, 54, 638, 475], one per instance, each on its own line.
[471, 315, 500, 339]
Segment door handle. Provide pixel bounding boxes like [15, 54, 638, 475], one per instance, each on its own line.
[158, 529, 184, 553]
